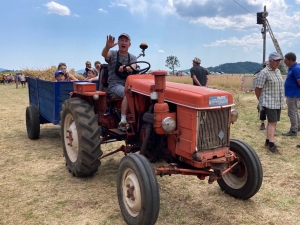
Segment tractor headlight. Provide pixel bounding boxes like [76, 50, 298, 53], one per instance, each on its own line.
[230, 109, 238, 123]
[162, 117, 176, 133]
[93, 94, 99, 100]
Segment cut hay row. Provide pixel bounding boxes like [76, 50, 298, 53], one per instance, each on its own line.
[166, 74, 247, 91]
[23, 66, 85, 81]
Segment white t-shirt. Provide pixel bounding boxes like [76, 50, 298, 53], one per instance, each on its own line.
[20, 74, 26, 81]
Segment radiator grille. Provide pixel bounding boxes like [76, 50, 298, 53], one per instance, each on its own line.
[196, 109, 230, 151]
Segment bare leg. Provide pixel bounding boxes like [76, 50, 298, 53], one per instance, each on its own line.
[119, 96, 129, 131]
[121, 96, 128, 115]
[266, 122, 277, 142]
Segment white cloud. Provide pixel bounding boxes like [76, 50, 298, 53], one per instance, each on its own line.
[203, 30, 300, 53]
[190, 14, 256, 30]
[150, 0, 174, 15]
[74, 14, 79, 17]
[273, 32, 300, 46]
[45, 1, 70, 16]
[204, 33, 262, 47]
[102, 0, 300, 32]
[109, 1, 127, 7]
[98, 8, 108, 13]
[109, 0, 148, 14]
[274, 31, 300, 39]
[158, 50, 165, 53]
[110, 0, 300, 31]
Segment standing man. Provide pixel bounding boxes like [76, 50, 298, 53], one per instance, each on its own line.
[190, 57, 209, 87]
[101, 33, 137, 131]
[282, 52, 300, 137]
[255, 52, 285, 154]
[19, 73, 26, 88]
[83, 61, 92, 78]
[14, 73, 19, 89]
[94, 61, 102, 76]
[254, 62, 268, 130]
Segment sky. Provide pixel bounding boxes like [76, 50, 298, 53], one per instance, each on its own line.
[1, 0, 300, 71]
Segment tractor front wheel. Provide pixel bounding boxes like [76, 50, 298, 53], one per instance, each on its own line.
[60, 98, 102, 177]
[117, 154, 160, 225]
[217, 139, 263, 200]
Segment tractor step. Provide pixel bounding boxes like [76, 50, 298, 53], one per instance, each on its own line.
[109, 128, 126, 136]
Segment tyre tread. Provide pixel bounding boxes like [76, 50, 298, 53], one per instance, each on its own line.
[217, 139, 263, 200]
[117, 154, 159, 225]
[61, 98, 103, 177]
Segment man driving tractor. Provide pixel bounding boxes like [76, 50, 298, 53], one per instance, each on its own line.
[101, 33, 137, 131]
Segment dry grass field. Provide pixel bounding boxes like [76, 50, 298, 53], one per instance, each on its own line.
[0, 75, 300, 225]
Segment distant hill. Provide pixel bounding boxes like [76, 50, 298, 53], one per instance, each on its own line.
[207, 61, 261, 74]
[177, 61, 261, 75]
[76, 69, 84, 74]
[0, 68, 7, 72]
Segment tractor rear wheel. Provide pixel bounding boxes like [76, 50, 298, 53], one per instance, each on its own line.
[117, 154, 160, 225]
[26, 105, 40, 139]
[60, 98, 102, 177]
[217, 139, 263, 200]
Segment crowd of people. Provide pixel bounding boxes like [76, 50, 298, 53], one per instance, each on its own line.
[254, 51, 300, 154]
[53, 33, 136, 131]
[0, 73, 27, 88]
[54, 61, 101, 82]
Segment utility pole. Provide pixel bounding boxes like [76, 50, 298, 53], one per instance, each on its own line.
[262, 5, 267, 64]
[257, 6, 288, 73]
[257, 6, 268, 64]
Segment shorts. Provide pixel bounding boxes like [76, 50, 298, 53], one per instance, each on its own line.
[259, 108, 266, 121]
[263, 107, 281, 122]
[108, 84, 125, 98]
[21, 81, 25, 84]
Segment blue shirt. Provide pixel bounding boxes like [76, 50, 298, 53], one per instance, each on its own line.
[284, 62, 300, 98]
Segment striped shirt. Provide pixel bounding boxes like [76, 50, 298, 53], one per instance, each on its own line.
[255, 66, 285, 109]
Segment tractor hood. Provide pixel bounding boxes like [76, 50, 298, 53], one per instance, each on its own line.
[126, 75, 234, 109]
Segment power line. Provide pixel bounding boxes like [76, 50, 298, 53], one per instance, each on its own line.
[232, 0, 258, 17]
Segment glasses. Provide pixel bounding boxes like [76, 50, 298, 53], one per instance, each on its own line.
[86, 64, 91, 66]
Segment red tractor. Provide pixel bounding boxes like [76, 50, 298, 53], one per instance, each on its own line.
[60, 43, 262, 225]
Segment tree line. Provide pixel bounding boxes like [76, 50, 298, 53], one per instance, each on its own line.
[165, 56, 268, 74]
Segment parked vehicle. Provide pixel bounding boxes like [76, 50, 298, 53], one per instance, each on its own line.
[26, 43, 263, 225]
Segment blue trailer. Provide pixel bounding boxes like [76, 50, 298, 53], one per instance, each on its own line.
[26, 76, 97, 139]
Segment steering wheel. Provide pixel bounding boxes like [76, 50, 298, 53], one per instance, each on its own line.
[125, 61, 151, 74]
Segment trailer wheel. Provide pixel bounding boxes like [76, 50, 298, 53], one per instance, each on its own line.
[117, 154, 160, 225]
[60, 98, 102, 177]
[217, 139, 263, 200]
[26, 105, 40, 139]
